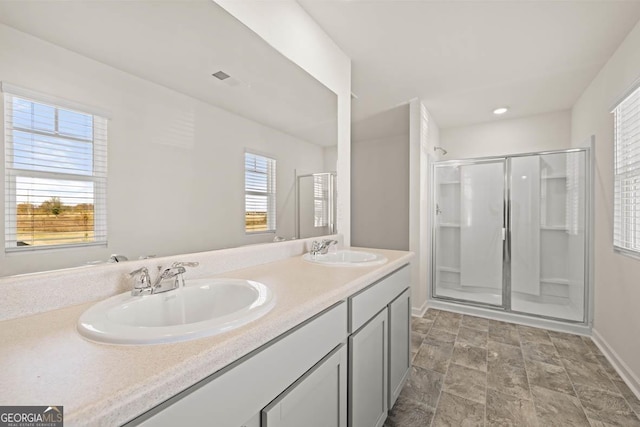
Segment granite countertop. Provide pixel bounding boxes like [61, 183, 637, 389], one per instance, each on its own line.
[0, 247, 413, 426]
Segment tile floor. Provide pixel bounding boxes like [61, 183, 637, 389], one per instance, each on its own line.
[385, 308, 640, 427]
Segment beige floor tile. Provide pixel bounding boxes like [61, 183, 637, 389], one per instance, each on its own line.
[385, 394, 435, 427]
[596, 354, 623, 381]
[562, 358, 619, 394]
[443, 363, 487, 404]
[489, 322, 520, 346]
[451, 342, 487, 372]
[456, 326, 488, 349]
[411, 332, 425, 354]
[432, 315, 461, 334]
[581, 336, 603, 355]
[438, 311, 463, 321]
[413, 341, 454, 374]
[411, 317, 433, 335]
[422, 309, 440, 321]
[400, 365, 444, 409]
[424, 328, 457, 345]
[461, 315, 491, 331]
[532, 385, 590, 426]
[432, 392, 484, 427]
[525, 358, 575, 396]
[552, 336, 599, 365]
[486, 388, 537, 427]
[521, 341, 562, 366]
[575, 384, 640, 426]
[488, 362, 531, 400]
[613, 379, 640, 418]
[488, 340, 525, 367]
[517, 325, 552, 345]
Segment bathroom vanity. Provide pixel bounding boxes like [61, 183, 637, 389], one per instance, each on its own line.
[131, 265, 410, 427]
[0, 244, 412, 427]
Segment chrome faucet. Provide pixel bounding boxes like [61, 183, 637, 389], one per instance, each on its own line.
[310, 239, 338, 256]
[129, 261, 199, 296]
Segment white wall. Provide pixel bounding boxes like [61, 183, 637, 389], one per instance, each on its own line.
[440, 110, 572, 159]
[215, 0, 352, 245]
[410, 100, 441, 313]
[572, 18, 640, 390]
[0, 24, 325, 275]
[351, 105, 410, 251]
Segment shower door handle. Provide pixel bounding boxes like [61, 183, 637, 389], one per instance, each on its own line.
[501, 227, 506, 241]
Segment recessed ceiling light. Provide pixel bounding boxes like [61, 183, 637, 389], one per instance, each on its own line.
[493, 107, 509, 115]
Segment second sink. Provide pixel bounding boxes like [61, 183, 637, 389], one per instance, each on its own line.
[302, 249, 387, 267]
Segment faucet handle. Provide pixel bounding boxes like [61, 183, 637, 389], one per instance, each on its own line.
[171, 261, 199, 268]
[129, 267, 152, 294]
[129, 266, 149, 278]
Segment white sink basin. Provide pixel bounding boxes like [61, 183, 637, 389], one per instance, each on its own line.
[302, 250, 387, 267]
[77, 278, 275, 345]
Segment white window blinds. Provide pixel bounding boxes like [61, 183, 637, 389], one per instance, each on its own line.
[613, 84, 640, 257]
[245, 152, 276, 233]
[313, 173, 329, 228]
[3, 86, 108, 250]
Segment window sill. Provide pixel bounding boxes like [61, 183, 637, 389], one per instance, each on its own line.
[613, 246, 640, 262]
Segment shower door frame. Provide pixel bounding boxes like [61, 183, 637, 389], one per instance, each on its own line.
[430, 147, 592, 325]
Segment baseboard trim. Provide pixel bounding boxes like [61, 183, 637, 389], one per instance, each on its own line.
[411, 300, 428, 317]
[592, 328, 640, 401]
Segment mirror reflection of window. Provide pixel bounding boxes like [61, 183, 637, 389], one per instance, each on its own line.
[3, 86, 108, 250]
[244, 152, 276, 233]
[313, 174, 329, 228]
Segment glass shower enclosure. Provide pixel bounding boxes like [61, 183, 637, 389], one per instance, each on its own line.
[431, 148, 589, 322]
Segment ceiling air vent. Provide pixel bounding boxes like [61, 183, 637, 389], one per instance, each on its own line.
[211, 70, 245, 87]
[212, 70, 231, 80]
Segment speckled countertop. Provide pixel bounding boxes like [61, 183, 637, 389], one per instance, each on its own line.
[0, 247, 413, 426]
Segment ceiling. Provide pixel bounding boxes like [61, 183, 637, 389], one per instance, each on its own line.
[0, 1, 337, 146]
[299, 0, 640, 129]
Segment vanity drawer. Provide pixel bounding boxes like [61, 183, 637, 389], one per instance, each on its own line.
[348, 265, 409, 333]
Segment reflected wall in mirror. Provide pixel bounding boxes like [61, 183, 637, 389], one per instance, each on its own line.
[0, 0, 337, 276]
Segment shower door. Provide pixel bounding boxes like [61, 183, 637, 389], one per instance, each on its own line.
[509, 150, 588, 321]
[431, 149, 589, 323]
[433, 159, 506, 307]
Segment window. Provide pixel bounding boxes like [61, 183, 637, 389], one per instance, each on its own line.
[313, 173, 330, 228]
[245, 152, 276, 233]
[613, 84, 640, 257]
[3, 84, 108, 250]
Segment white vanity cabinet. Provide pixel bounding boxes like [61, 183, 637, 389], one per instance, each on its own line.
[388, 288, 411, 407]
[348, 265, 411, 427]
[131, 302, 348, 427]
[262, 344, 347, 427]
[127, 264, 410, 427]
[349, 307, 389, 427]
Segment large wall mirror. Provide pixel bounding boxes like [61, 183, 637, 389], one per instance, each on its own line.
[0, 0, 338, 276]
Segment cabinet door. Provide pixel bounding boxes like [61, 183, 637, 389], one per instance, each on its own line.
[349, 308, 388, 427]
[262, 344, 347, 427]
[388, 288, 410, 409]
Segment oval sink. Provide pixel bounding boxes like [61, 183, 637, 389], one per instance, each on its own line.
[77, 278, 275, 345]
[302, 250, 387, 267]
